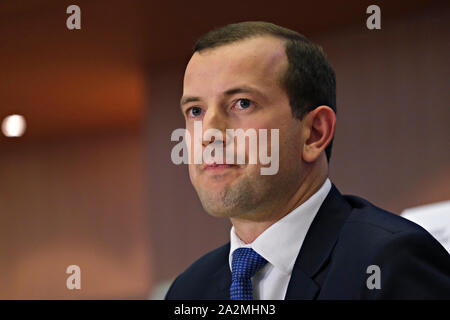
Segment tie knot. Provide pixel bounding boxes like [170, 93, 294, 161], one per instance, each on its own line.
[231, 248, 268, 281]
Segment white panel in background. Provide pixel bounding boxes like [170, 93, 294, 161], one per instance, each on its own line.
[401, 200, 450, 254]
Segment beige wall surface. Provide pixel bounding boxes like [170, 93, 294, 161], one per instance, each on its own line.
[0, 132, 153, 299]
[322, 6, 450, 213]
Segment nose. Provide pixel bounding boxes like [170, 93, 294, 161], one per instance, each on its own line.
[202, 105, 228, 148]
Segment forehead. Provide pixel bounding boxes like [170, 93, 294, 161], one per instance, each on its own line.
[183, 36, 288, 96]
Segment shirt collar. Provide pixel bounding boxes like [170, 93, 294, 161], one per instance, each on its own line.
[229, 178, 332, 275]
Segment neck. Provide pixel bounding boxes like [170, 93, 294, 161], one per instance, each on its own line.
[230, 157, 328, 244]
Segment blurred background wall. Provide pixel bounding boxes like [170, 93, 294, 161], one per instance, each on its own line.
[0, 0, 449, 299]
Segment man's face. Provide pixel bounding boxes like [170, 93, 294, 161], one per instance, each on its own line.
[181, 36, 307, 220]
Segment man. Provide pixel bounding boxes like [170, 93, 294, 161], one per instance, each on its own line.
[165, 21, 450, 299]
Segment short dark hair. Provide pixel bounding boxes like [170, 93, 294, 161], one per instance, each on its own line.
[193, 21, 336, 162]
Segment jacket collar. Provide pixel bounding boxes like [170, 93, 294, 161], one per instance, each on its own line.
[285, 184, 352, 299]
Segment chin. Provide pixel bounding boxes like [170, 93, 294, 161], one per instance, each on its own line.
[202, 204, 234, 218]
[198, 193, 237, 218]
[201, 195, 253, 218]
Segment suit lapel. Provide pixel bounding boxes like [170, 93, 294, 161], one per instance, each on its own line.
[202, 243, 231, 299]
[211, 264, 231, 299]
[285, 184, 352, 299]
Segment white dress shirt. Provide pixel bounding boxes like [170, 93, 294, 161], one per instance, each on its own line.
[229, 178, 332, 300]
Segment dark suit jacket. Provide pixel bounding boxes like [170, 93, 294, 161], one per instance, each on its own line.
[165, 184, 450, 299]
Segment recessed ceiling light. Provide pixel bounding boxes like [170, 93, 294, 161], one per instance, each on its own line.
[1, 114, 27, 137]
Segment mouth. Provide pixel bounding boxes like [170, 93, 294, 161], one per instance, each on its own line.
[202, 162, 240, 171]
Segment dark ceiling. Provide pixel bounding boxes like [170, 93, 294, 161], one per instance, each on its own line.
[0, 0, 445, 142]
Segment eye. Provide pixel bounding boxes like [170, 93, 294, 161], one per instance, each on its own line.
[187, 106, 203, 118]
[234, 98, 254, 110]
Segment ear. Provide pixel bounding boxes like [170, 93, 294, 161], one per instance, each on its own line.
[301, 106, 336, 163]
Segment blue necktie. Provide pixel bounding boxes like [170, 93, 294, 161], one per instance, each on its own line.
[230, 248, 268, 300]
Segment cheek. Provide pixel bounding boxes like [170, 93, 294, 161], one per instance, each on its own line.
[236, 114, 301, 165]
[238, 117, 273, 131]
[185, 126, 200, 164]
[188, 164, 198, 183]
[278, 122, 304, 162]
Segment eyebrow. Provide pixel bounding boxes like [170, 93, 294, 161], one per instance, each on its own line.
[180, 85, 265, 109]
[179, 96, 201, 108]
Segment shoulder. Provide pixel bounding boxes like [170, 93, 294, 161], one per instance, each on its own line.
[328, 191, 444, 266]
[337, 193, 449, 255]
[329, 194, 450, 298]
[179, 242, 230, 278]
[342, 194, 433, 237]
[165, 243, 230, 299]
[337, 192, 448, 259]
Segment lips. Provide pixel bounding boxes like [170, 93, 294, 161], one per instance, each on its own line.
[203, 162, 238, 170]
